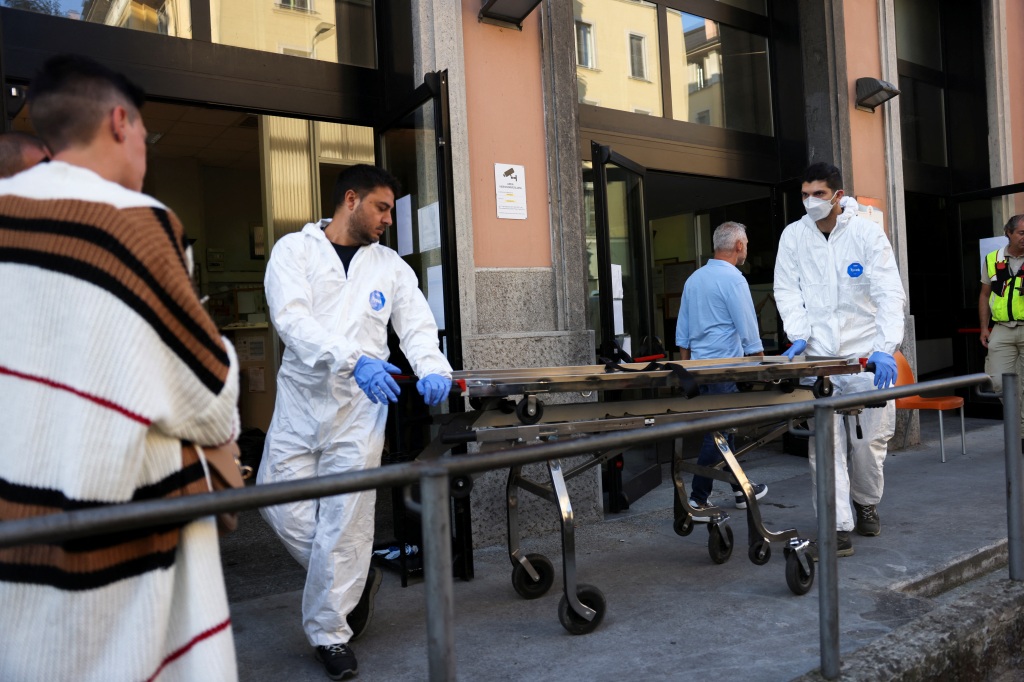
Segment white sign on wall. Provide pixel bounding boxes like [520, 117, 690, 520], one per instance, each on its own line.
[494, 163, 527, 220]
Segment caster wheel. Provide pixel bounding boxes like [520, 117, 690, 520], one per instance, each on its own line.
[469, 397, 484, 411]
[785, 551, 815, 595]
[748, 539, 771, 566]
[558, 583, 606, 635]
[511, 553, 554, 600]
[515, 397, 544, 425]
[450, 475, 473, 499]
[778, 379, 795, 394]
[673, 515, 694, 537]
[812, 377, 833, 399]
[708, 524, 734, 564]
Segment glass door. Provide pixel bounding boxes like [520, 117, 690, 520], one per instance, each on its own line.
[376, 71, 461, 369]
[588, 142, 655, 361]
[950, 182, 1024, 417]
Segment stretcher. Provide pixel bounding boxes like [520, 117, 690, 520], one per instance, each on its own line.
[428, 356, 868, 635]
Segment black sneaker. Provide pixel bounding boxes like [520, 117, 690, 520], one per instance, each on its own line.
[806, 531, 855, 562]
[734, 483, 768, 509]
[347, 567, 382, 641]
[853, 501, 880, 536]
[315, 643, 357, 680]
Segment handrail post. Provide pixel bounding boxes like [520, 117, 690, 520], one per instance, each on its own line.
[815, 404, 840, 679]
[1004, 373, 1024, 580]
[420, 467, 456, 681]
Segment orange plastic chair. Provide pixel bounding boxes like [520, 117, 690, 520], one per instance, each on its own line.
[893, 350, 965, 462]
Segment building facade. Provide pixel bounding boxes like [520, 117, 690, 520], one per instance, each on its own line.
[1, 0, 1021, 547]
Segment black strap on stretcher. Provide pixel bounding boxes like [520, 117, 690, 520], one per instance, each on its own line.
[599, 359, 700, 399]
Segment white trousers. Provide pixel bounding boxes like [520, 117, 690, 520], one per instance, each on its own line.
[807, 373, 895, 532]
[257, 379, 386, 646]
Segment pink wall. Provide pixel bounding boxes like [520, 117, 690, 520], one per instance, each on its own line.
[461, 0, 552, 267]
[843, 0, 887, 205]
[1008, 0, 1024, 200]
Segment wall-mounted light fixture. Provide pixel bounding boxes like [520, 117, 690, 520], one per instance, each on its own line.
[855, 77, 900, 113]
[479, 0, 543, 30]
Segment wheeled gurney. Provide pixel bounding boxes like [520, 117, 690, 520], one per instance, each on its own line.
[429, 356, 868, 634]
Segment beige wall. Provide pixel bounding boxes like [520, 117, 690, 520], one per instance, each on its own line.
[844, 0, 887, 203]
[461, 0, 551, 267]
[1009, 0, 1024, 213]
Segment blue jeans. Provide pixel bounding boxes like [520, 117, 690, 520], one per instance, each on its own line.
[690, 382, 742, 504]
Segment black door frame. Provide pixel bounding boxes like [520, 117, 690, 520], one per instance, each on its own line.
[591, 141, 655, 360]
[0, 6, 386, 126]
[374, 71, 462, 371]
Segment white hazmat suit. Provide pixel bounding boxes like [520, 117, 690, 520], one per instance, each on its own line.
[774, 198, 906, 532]
[258, 220, 452, 646]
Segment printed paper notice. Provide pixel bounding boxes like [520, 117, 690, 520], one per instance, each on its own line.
[248, 366, 265, 393]
[426, 265, 446, 330]
[237, 335, 266, 362]
[418, 202, 441, 252]
[396, 194, 413, 256]
[494, 163, 527, 220]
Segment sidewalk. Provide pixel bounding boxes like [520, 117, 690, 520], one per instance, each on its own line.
[225, 413, 1015, 681]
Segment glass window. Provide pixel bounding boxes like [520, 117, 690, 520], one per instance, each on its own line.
[574, 0, 661, 115]
[211, 0, 376, 68]
[666, 10, 772, 136]
[628, 34, 647, 80]
[576, 21, 596, 69]
[894, 0, 942, 70]
[899, 76, 947, 167]
[7, 0, 193, 38]
[715, 0, 765, 15]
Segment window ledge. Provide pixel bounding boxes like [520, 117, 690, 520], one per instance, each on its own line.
[273, 4, 319, 15]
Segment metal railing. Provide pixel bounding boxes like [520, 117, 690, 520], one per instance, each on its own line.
[0, 372, 1009, 681]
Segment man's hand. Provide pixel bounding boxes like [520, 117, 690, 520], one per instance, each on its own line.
[981, 327, 991, 348]
[781, 339, 807, 360]
[416, 374, 451, 406]
[354, 357, 402, 404]
[868, 351, 898, 389]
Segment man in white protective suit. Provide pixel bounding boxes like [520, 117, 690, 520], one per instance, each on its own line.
[258, 164, 453, 680]
[774, 162, 905, 560]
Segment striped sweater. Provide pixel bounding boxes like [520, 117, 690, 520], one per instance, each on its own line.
[0, 162, 240, 681]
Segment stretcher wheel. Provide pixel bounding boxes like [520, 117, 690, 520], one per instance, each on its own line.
[558, 584, 606, 635]
[812, 377, 833, 399]
[785, 551, 815, 595]
[515, 397, 544, 425]
[673, 515, 694, 537]
[748, 539, 771, 565]
[708, 524, 734, 564]
[511, 554, 554, 600]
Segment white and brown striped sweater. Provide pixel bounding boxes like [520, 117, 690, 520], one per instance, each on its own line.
[0, 161, 241, 681]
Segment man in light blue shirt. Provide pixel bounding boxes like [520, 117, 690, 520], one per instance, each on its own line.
[675, 221, 766, 520]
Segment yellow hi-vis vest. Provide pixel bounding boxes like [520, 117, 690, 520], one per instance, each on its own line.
[986, 248, 1024, 322]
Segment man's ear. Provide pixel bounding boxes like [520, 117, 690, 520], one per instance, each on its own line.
[345, 188, 360, 210]
[109, 106, 129, 143]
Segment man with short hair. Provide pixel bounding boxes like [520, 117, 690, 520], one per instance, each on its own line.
[0, 55, 241, 680]
[259, 163, 453, 680]
[0, 130, 49, 177]
[979, 214, 1024, 440]
[676, 221, 768, 519]
[774, 162, 905, 559]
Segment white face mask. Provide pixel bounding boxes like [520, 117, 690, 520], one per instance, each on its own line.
[803, 190, 839, 222]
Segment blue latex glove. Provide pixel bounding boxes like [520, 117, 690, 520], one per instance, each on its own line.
[781, 339, 807, 360]
[416, 374, 451, 406]
[354, 357, 402, 404]
[868, 351, 897, 389]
